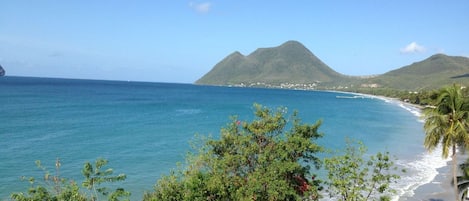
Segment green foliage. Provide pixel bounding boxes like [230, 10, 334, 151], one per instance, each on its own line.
[145, 104, 325, 200]
[82, 158, 130, 201]
[10, 158, 87, 201]
[10, 158, 129, 201]
[324, 139, 401, 201]
[456, 158, 469, 200]
[423, 84, 469, 157]
[422, 84, 469, 200]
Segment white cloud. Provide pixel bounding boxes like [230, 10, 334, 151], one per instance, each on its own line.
[189, 2, 211, 13]
[400, 42, 426, 54]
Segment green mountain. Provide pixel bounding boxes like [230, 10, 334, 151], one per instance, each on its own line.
[363, 54, 469, 90]
[195, 41, 346, 86]
[196, 41, 469, 90]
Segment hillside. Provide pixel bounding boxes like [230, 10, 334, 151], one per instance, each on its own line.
[196, 41, 469, 91]
[362, 54, 469, 90]
[195, 41, 348, 87]
[0, 65, 5, 76]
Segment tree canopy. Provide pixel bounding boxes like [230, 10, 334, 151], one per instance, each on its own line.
[144, 104, 325, 200]
[422, 84, 469, 200]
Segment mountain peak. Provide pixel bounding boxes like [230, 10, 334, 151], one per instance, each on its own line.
[196, 41, 343, 85]
[280, 40, 305, 47]
[428, 53, 449, 60]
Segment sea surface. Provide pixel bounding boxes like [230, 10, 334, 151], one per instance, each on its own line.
[0, 76, 447, 200]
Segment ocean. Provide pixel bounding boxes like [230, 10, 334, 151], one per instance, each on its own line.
[0, 76, 447, 200]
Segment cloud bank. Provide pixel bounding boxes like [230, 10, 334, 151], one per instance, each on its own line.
[400, 42, 426, 54]
[189, 2, 211, 13]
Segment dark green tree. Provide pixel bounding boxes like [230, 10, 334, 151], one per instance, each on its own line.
[145, 104, 324, 200]
[324, 139, 401, 201]
[422, 84, 469, 200]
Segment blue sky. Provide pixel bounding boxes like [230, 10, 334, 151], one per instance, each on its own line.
[1, 1, 468, 83]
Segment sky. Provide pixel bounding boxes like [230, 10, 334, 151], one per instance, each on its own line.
[1, 1, 468, 83]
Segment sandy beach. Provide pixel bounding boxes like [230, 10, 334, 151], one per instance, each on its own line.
[405, 152, 469, 201]
[393, 97, 458, 201]
[401, 160, 455, 201]
[352, 92, 459, 201]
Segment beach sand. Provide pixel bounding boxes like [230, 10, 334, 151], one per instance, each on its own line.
[402, 152, 469, 201]
[377, 96, 458, 201]
[334, 91, 462, 201]
[401, 161, 456, 201]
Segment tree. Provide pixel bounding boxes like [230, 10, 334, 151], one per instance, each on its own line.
[11, 158, 88, 201]
[422, 84, 469, 201]
[82, 158, 130, 201]
[144, 104, 324, 200]
[10, 158, 130, 201]
[324, 139, 401, 201]
[456, 158, 469, 200]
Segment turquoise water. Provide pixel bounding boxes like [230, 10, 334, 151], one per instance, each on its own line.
[0, 76, 445, 200]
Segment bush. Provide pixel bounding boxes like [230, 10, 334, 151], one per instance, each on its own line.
[10, 158, 130, 201]
[144, 104, 325, 200]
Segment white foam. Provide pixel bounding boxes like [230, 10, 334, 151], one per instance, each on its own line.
[398, 103, 421, 116]
[330, 92, 448, 200]
[375, 96, 422, 119]
[372, 97, 450, 200]
[319, 149, 448, 201]
[391, 146, 450, 200]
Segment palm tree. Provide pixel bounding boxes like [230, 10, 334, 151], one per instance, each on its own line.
[423, 84, 469, 201]
[456, 158, 469, 200]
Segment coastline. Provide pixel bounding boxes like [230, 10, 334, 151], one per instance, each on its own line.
[331, 90, 456, 200]
[370, 94, 456, 201]
[403, 160, 455, 201]
[406, 152, 468, 201]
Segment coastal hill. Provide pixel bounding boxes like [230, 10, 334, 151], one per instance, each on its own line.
[195, 41, 350, 87]
[0, 65, 5, 76]
[196, 41, 469, 90]
[363, 54, 469, 90]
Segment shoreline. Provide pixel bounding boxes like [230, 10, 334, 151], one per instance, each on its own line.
[405, 152, 468, 201]
[369, 93, 456, 201]
[403, 160, 455, 201]
[332, 90, 456, 200]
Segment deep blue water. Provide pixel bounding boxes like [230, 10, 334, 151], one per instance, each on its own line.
[0, 76, 445, 200]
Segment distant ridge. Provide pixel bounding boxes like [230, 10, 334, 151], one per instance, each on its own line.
[196, 41, 345, 86]
[196, 41, 469, 90]
[365, 54, 469, 90]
